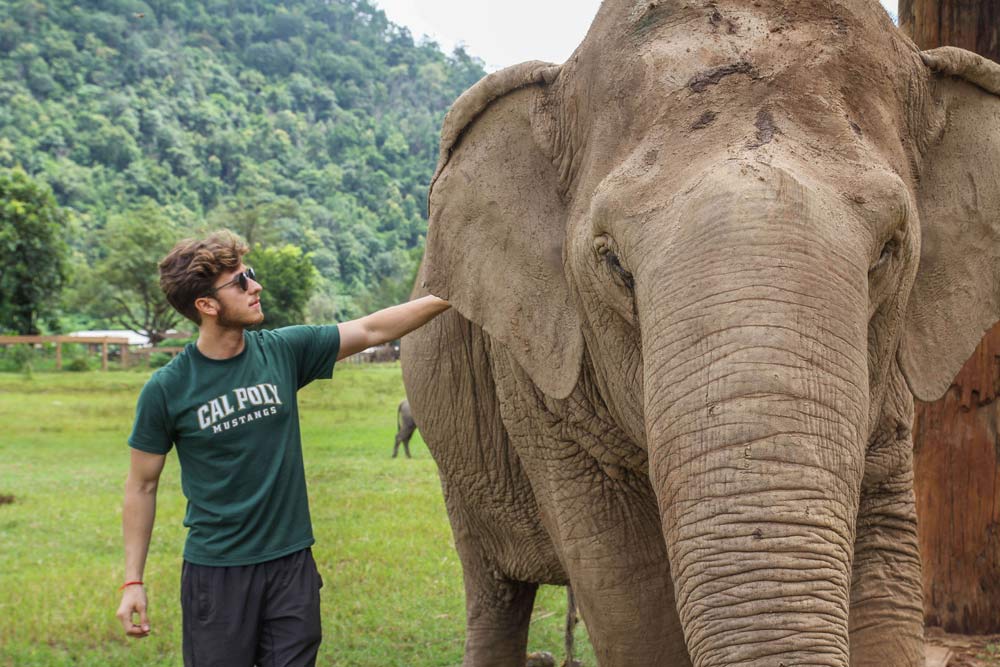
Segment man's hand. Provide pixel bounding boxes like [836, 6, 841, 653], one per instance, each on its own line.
[116, 584, 151, 638]
[119, 448, 163, 639]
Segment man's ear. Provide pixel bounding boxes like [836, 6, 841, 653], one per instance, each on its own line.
[899, 47, 1000, 400]
[194, 296, 219, 320]
[421, 62, 583, 399]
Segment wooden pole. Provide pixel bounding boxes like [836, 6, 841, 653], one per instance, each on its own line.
[56, 341, 62, 371]
[899, 0, 1000, 634]
[898, 0, 1000, 61]
[912, 330, 1000, 633]
[101, 341, 108, 371]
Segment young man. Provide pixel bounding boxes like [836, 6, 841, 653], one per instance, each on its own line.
[115, 230, 449, 666]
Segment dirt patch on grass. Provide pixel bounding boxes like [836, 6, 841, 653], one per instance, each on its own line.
[0, 494, 14, 506]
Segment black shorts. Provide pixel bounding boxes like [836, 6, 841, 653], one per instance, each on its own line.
[181, 547, 323, 667]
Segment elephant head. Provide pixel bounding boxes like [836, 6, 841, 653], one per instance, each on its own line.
[421, 0, 1000, 663]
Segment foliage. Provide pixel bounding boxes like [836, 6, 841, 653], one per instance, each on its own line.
[148, 352, 172, 368]
[65, 356, 89, 372]
[80, 204, 188, 343]
[354, 244, 422, 316]
[0, 0, 486, 326]
[3, 343, 34, 373]
[0, 367, 596, 666]
[0, 167, 69, 333]
[247, 242, 318, 329]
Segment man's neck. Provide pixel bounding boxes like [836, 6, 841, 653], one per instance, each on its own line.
[196, 323, 246, 360]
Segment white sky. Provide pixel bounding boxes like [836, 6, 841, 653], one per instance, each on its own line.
[372, 0, 900, 71]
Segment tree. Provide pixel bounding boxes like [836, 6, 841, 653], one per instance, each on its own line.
[899, 0, 999, 58]
[85, 204, 185, 344]
[246, 243, 317, 329]
[0, 166, 69, 333]
[899, 0, 1000, 635]
[0, 0, 487, 319]
[206, 195, 300, 248]
[354, 245, 420, 314]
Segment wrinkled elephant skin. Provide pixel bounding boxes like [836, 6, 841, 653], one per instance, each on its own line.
[402, 1, 1000, 665]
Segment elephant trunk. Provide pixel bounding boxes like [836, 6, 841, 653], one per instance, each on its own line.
[639, 168, 870, 665]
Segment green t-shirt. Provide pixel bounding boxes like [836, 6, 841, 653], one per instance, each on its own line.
[128, 325, 340, 566]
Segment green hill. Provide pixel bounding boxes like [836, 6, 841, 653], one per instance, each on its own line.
[0, 0, 485, 323]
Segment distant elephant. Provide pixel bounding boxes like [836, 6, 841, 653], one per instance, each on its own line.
[393, 399, 417, 458]
[401, 0, 1000, 665]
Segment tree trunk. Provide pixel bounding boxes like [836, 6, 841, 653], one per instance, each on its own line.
[899, 0, 1000, 59]
[911, 331, 1000, 633]
[900, 0, 1000, 634]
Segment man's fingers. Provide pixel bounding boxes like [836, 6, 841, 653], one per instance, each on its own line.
[124, 611, 151, 638]
[117, 601, 151, 638]
[116, 605, 132, 631]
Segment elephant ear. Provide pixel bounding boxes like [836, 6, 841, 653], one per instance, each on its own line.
[899, 47, 1000, 401]
[421, 61, 583, 399]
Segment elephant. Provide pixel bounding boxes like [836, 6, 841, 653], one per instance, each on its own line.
[400, 0, 1000, 665]
[393, 398, 417, 458]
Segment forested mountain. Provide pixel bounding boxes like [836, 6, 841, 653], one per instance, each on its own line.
[0, 0, 486, 327]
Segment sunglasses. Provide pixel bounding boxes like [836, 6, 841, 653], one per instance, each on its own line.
[206, 267, 256, 295]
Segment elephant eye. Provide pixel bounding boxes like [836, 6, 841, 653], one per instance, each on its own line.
[594, 235, 635, 291]
[870, 236, 900, 274]
[603, 251, 635, 290]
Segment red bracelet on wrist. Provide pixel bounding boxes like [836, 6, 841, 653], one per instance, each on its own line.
[119, 580, 143, 591]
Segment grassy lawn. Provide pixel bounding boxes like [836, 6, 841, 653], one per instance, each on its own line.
[0, 365, 593, 667]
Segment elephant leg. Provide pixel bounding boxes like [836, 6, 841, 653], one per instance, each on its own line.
[403, 309, 565, 666]
[404, 436, 412, 458]
[557, 505, 690, 667]
[453, 516, 539, 667]
[464, 577, 537, 667]
[492, 358, 690, 667]
[849, 469, 924, 666]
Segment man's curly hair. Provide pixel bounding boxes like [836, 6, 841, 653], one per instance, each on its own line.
[159, 230, 249, 324]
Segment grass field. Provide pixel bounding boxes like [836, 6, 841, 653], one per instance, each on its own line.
[0, 365, 594, 667]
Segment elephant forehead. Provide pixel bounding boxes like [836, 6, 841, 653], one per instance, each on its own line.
[571, 1, 914, 124]
[586, 0, 905, 61]
[561, 0, 920, 201]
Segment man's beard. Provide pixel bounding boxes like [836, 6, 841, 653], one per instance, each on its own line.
[216, 301, 264, 329]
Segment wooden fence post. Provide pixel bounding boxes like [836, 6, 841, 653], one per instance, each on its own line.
[913, 326, 1000, 633]
[899, 0, 1000, 633]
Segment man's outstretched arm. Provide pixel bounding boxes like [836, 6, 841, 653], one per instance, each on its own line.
[337, 295, 450, 361]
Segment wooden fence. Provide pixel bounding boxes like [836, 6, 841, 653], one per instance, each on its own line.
[0, 335, 182, 371]
[342, 343, 399, 364]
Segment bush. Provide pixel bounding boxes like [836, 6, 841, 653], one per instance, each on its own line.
[65, 357, 89, 372]
[148, 352, 172, 368]
[8, 344, 34, 372]
[0, 347, 17, 372]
